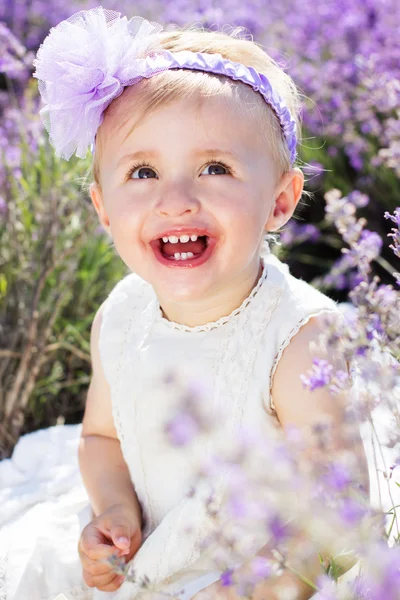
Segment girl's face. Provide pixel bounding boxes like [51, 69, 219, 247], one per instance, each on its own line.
[90, 92, 303, 320]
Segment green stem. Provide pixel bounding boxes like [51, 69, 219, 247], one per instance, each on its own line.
[293, 254, 334, 268]
[318, 234, 344, 249]
[282, 563, 319, 592]
[374, 255, 399, 278]
[386, 503, 400, 540]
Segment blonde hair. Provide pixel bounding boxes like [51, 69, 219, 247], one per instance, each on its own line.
[90, 25, 304, 191]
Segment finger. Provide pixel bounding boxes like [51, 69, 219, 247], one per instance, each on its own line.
[124, 528, 142, 563]
[79, 526, 104, 553]
[79, 532, 123, 561]
[79, 552, 119, 576]
[83, 568, 125, 591]
[109, 520, 135, 554]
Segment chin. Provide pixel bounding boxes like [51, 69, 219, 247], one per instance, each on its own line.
[156, 281, 206, 305]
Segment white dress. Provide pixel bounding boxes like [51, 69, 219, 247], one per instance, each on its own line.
[0, 247, 361, 600]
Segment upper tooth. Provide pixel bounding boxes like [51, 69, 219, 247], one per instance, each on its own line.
[163, 233, 201, 243]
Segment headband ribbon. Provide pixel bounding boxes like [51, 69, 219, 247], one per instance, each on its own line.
[33, 6, 297, 164]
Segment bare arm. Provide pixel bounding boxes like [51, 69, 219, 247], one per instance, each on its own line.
[195, 314, 369, 600]
[78, 301, 142, 527]
[254, 314, 369, 599]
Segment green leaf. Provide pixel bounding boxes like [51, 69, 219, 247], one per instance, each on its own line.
[0, 274, 7, 298]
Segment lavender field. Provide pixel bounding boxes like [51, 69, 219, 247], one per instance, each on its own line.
[0, 1, 399, 597]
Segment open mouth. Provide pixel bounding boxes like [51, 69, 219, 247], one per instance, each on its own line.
[160, 235, 208, 260]
[150, 234, 215, 267]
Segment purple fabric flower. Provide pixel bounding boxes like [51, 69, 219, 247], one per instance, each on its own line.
[32, 7, 163, 159]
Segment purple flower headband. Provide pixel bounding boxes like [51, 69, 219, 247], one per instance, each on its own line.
[32, 6, 298, 164]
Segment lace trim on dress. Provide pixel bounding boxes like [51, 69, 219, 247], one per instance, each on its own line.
[156, 261, 268, 333]
[268, 307, 340, 412]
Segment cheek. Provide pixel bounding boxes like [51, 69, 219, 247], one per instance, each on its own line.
[106, 196, 142, 228]
[216, 192, 267, 233]
[107, 213, 144, 253]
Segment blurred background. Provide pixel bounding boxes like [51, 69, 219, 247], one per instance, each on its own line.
[0, 0, 399, 458]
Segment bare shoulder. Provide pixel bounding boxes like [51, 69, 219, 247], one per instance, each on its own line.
[81, 300, 118, 439]
[270, 312, 347, 432]
[271, 311, 370, 495]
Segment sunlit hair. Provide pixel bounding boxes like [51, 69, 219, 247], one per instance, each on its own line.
[89, 25, 304, 191]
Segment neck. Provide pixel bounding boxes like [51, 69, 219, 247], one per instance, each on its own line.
[159, 259, 264, 328]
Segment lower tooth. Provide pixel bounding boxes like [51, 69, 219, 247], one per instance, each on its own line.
[172, 252, 195, 261]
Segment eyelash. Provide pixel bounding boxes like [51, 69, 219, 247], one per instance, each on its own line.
[125, 158, 233, 181]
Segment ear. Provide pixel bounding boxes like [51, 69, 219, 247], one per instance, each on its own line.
[89, 182, 111, 235]
[265, 167, 304, 232]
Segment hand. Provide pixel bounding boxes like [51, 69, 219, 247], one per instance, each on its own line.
[78, 503, 142, 592]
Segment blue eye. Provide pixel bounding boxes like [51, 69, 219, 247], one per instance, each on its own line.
[128, 163, 157, 179]
[125, 159, 232, 181]
[201, 161, 231, 176]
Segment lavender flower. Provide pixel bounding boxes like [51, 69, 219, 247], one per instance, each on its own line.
[3, 2, 400, 598]
[0, 22, 33, 81]
[220, 568, 234, 586]
[354, 230, 383, 263]
[250, 556, 273, 579]
[339, 497, 368, 525]
[279, 221, 321, 246]
[0, 196, 7, 217]
[323, 461, 352, 493]
[315, 575, 338, 600]
[348, 190, 369, 208]
[384, 208, 400, 259]
[300, 358, 334, 391]
[267, 514, 290, 543]
[165, 412, 199, 446]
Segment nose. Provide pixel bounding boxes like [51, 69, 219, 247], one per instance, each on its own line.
[154, 182, 201, 218]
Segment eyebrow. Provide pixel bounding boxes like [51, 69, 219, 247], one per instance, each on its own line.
[116, 148, 241, 168]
